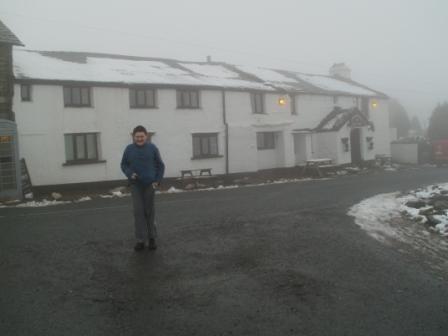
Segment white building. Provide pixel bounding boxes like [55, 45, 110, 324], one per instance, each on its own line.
[12, 50, 390, 186]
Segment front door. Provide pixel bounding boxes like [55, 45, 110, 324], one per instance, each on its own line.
[293, 133, 308, 165]
[350, 128, 362, 164]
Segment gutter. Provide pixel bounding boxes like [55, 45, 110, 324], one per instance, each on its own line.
[222, 90, 229, 174]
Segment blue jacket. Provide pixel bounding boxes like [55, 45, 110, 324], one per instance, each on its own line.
[120, 142, 165, 186]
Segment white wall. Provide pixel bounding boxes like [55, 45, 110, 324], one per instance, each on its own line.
[14, 83, 392, 186]
[311, 132, 338, 162]
[292, 94, 358, 129]
[391, 143, 419, 164]
[369, 98, 391, 156]
[14, 85, 227, 185]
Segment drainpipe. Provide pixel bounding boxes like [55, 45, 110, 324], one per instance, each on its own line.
[222, 90, 229, 174]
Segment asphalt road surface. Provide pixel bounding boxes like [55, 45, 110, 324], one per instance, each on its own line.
[1, 167, 448, 336]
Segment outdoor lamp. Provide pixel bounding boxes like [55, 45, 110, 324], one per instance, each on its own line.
[371, 100, 378, 109]
[278, 96, 287, 106]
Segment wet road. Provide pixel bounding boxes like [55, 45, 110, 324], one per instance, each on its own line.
[1, 167, 448, 336]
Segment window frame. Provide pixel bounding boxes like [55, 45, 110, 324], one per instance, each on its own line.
[251, 92, 265, 114]
[177, 89, 201, 109]
[63, 86, 92, 107]
[129, 87, 157, 109]
[20, 84, 32, 102]
[64, 132, 101, 165]
[192, 133, 220, 159]
[257, 132, 276, 150]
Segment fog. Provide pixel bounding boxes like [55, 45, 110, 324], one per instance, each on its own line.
[1, 0, 446, 124]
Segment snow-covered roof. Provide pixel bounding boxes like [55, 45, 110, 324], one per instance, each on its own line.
[13, 49, 386, 97]
[315, 107, 373, 132]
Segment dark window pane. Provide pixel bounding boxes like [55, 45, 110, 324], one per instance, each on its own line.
[268, 133, 275, 148]
[190, 91, 198, 107]
[72, 88, 81, 106]
[209, 135, 218, 155]
[75, 135, 86, 159]
[257, 132, 264, 149]
[146, 89, 155, 107]
[193, 136, 201, 157]
[183, 91, 191, 107]
[176, 90, 182, 107]
[65, 135, 74, 161]
[21, 84, 31, 101]
[137, 89, 146, 107]
[129, 89, 137, 107]
[86, 134, 97, 159]
[252, 93, 264, 114]
[201, 137, 209, 155]
[81, 88, 90, 106]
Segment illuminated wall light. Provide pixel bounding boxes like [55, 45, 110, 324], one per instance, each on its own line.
[278, 96, 287, 106]
[371, 100, 378, 109]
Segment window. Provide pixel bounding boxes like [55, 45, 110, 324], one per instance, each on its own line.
[64, 133, 100, 163]
[257, 132, 276, 150]
[192, 133, 219, 158]
[129, 88, 157, 108]
[366, 137, 374, 150]
[341, 137, 350, 152]
[20, 84, 32, 102]
[63, 86, 91, 107]
[251, 92, 264, 114]
[177, 89, 200, 108]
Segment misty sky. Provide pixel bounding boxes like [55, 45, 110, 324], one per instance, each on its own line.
[1, 0, 447, 125]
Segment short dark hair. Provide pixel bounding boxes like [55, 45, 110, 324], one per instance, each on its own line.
[132, 125, 148, 135]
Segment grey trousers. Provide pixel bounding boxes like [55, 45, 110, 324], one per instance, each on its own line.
[130, 183, 157, 242]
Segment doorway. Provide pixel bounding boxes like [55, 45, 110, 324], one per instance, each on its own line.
[350, 128, 362, 164]
[293, 133, 308, 165]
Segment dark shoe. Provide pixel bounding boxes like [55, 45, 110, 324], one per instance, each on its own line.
[148, 239, 157, 250]
[134, 242, 145, 252]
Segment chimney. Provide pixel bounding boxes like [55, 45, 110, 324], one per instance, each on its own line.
[329, 63, 351, 80]
[206, 55, 212, 63]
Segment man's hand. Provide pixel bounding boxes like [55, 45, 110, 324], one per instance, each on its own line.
[131, 173, 138, 180]
[152, 182, 159, 189]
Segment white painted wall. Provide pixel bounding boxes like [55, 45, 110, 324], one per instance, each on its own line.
[391, 143, 419, 164]
[13, 84, 391, 186]
[369, 98, 391, 156]
[14, 85, 227, 185]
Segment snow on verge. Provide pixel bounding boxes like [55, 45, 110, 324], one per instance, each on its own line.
[348, 183, 448, 242]
[348, 192, 407, 242]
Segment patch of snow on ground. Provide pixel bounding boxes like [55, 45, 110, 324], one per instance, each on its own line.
[348, 192, 409, 242]
[166, 187, 183, 194]
[15, 199, 71, 208]
[349, 182, 448, 243]
[76, 196, 92, 202]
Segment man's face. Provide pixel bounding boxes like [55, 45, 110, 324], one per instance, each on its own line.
[133, 132, 148, 146]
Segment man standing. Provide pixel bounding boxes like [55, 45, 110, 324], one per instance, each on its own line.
[121, 125, 165, 251]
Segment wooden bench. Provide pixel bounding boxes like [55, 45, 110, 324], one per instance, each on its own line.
[181, 168, 212, 179]
[301, 158, 335, 178]
[375, 154, 392, 166]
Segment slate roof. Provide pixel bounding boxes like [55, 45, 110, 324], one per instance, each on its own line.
[13, 49, 387, 98]
[0, 20, 23, 46]
[315, 107, 374, 132]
